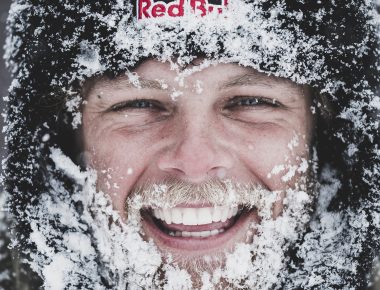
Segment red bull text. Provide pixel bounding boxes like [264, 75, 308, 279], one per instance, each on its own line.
[137, 0, 228, 19]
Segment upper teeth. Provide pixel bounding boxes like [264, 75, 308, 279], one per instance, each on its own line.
[152, 206, 239, 225]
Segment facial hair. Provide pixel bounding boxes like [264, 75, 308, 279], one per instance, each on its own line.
[116, 177, 316, 289]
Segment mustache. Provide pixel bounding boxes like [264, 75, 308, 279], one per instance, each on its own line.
[125, 179, 278, 217]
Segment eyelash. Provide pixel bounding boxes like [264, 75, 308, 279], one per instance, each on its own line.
[224, 96, 282, 110]
[107, 99, 162, 112]
[106, 96, 281, 113]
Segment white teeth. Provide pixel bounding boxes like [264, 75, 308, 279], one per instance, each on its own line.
[200, 231, 210, 237]
[212, 206, 222, 222]
[182, 231, 191, 237]
[153, 209, 161, 220]
[167, 229, 225, 238]
[152, 206, 240, 225]
[197, 207, 213, 225]
[232, 206, 238, 217]
[155, 208, 164, 220]
[163, 209, 172, 224]
[210, 229, 218, 235]
[171, 208, 183, 224]
[220, 209, 229, 222]
[182, 208, 198, 225]
[227, 207, 233, 219]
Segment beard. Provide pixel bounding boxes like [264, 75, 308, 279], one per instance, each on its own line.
[28, 149, 316, 289]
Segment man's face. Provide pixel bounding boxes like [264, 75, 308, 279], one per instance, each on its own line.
[82, 59, 313, 277]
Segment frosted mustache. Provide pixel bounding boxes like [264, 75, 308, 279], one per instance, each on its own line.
[125, 179, 279, 219]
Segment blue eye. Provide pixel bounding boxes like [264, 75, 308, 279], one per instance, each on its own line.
[235, 98, 260, 106]
[129, 100, 154, 108]
[225, 96, 281, 109]
[107, 99, 161, 112]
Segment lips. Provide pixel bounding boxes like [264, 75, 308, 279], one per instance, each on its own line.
[140, 205, 258, 255]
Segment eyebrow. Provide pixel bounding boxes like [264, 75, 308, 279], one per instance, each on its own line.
[103, 77, 165, 91]
[219, 72, 290, 90]
[88, 70, 299, 98]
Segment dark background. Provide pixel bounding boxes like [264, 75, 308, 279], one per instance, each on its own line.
[1, 0, 12, 159]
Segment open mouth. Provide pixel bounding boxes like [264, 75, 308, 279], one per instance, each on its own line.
[140, 205, 258, 254]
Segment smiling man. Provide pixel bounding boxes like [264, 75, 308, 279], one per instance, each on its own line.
[82, 60, 313, 278]
[3, 0, 380, 289]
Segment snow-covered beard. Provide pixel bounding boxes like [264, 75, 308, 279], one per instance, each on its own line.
[22, 150, 316, 289]
[19, 149, 315, 289]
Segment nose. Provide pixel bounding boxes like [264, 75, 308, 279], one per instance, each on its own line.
[157, 119, 234, 182]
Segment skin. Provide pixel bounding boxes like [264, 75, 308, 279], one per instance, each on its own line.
[81, 59, 313, 274]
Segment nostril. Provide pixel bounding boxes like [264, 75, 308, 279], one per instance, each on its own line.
[168, 167, 186, 176]
[157, 137, 234, 181]
[214, 167, 227, 179]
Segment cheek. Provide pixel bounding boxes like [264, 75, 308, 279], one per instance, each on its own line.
[233, 129, 310, 218]
[84, 130, 152, 214]
[83, 118, 173, 215]
[231, 127, 310, 191]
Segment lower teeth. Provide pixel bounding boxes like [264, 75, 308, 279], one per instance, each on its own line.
[168, 228, 225, 238]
